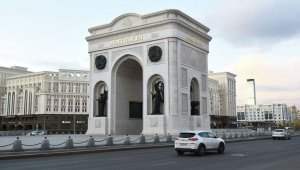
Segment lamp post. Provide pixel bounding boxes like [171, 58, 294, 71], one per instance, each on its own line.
[73, 114, 76, 134]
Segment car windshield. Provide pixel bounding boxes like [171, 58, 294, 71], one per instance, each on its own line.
[178, 133, 195, 138]
[274, 129, 284, 132]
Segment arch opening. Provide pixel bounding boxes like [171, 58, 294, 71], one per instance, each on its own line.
[190, 78, 200, 115]
[147, 74, 164, 115]
[114, 57, 143, 135]
[93, 81, 108, 117]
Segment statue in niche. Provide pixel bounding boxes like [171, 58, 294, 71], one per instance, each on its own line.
[190, 85, 199, 115]
[151, 81, 164, 114]
[191, 101, 200, 115]
[96, 89, 108, 117]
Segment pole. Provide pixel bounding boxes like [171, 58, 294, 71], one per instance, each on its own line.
[73, 114, 76, 134]
[43, 115, 46, 132]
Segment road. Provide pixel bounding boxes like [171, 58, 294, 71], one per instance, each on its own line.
[1, 136, 300, 170]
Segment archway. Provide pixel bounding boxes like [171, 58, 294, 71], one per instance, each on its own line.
[190, 78, 200, 115]
[147, 74, 164, 115]
[113, 56, 143, 135]
[93, 81, 108, 117]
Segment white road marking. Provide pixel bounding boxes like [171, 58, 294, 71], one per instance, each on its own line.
[231, 153, 247, 157]
[153, 162, 176, 166]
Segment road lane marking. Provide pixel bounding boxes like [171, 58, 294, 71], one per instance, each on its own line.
[231, 153, 247, 157]
[153, 162, 176, 166]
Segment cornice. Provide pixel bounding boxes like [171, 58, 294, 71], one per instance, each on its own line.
[87, 9, 211, 41]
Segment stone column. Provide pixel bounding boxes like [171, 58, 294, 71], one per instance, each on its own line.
[168, 37, 178, 116]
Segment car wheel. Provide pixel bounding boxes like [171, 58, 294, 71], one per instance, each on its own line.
[218, 143, 225, 154]
[288, 136, 291, 140]
[197, 144, 206, 156]
[176, 150, 184, 156]
[272, 137, 275, 140]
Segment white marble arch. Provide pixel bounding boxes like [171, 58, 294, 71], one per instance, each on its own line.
[86, 10, 212, 135]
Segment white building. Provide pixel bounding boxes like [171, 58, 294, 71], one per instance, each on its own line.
[0, 66, 30, 115]
[237, 104, 292, 127]
[208, 78, 221, 116]
[247, 79, 256, 105]
[288, 105, 298, 123]
[208, 72, 237, 128]
[86, 9, 212, 135]
[1, 69, 90, 133]
[208, 72, 236, 117]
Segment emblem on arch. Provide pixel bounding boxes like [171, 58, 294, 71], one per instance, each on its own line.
[148, 46, 162, 62]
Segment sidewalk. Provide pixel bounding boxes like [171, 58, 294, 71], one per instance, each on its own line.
[0, 135, 281, 160]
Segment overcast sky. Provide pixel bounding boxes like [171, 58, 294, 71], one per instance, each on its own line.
[1, 0, 299, 108]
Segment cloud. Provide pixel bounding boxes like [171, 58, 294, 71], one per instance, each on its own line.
[230, 55, 300, 108]
[211, 0, 300, 46]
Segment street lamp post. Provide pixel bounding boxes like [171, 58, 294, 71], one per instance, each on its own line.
[73, 114, 76, 134]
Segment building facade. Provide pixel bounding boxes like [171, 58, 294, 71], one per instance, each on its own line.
[246, 79, 256, 105]
[288, 105, 298, 123]
[0, 69, 90, 134]
[86, 10, 212, 135]
[0, 66, 30, 116]
[237, 104, 292, 127]
[208, 72, 237, 128]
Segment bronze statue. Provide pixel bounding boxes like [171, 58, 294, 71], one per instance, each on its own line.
[191, 101, 200, 115]
[96, 90, 107, 116]
[151, 81, 164, 114]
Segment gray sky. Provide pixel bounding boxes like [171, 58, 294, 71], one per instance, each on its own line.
[0, 0, 299, 108]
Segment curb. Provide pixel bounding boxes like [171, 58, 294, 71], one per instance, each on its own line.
[0, 143, 173, 160]
[0, 135, 297, 160]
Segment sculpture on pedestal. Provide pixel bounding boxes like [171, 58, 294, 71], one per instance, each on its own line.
[96, 90, 108, 116]
[151, 81, 164, 114]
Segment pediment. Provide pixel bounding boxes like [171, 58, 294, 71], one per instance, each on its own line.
[110, 14, 143, 31]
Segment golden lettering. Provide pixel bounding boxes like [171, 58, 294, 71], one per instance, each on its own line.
[187, 35, 203, 47]
[111, 35, 144, 47]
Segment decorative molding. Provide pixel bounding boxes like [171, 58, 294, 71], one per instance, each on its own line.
[181, 44, 206, 71]
[150, 118, 158, 127]
[95, 119, 101, 128]
[181, 93, 188, 113]
[181, 68, 187, 88]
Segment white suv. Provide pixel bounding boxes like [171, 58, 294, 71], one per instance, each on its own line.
[272, 129, 291, 140]
[174, 130, 225, 156]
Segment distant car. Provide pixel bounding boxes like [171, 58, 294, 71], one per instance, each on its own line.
[272, 129, 291, 140]
[174, 130, 225, 156]
[26, 130, 46, 136]
[285, 127, 294, 134]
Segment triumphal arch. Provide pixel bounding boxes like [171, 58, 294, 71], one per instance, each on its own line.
[86, 9, 212, 135]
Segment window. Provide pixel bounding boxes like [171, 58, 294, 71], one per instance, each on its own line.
[199, 132, 209, 138]
[179, 133, 195, 138]
[208, 132, 216, 138]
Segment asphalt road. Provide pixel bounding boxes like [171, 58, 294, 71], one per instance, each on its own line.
[1, 136, 300, 170]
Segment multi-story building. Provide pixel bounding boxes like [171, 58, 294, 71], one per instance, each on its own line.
[246, 79, 256, 105]
[0, 66, 30, 115]
[288, 105, 298, 123]
[237, 104, 292, 127]
[208, 71, 237, 128]
[0, 69, 90, 134]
